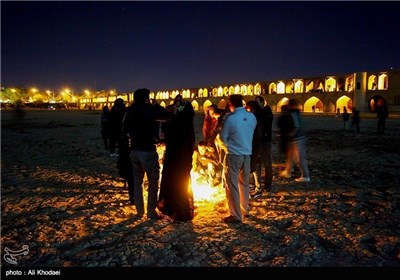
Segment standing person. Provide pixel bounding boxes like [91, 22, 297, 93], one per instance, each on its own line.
[342, 107, 350, 131]
[254, 95, 274, 195]
[157, 94, 196, 222]
[376, 99, 389, 136]
[109, 98, 126, 157]
[220, 94, 257, 223]
[245, 100, 263, 198]
[122, 88, 171, 219]
[279, 99, 310, 183]
[100, 105, 110, 150]
[209, 104, 227, 163]
[202, 107, 214, 146]
[351, 107, 360, 133]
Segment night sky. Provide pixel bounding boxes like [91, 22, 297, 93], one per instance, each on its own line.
[2, 1, 399, 93]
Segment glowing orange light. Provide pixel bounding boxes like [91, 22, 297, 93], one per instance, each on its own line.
[190, 172, 220, 202]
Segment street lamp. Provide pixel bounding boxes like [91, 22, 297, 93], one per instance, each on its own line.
[46, 90, 55, 103]
[29, 88, 38, 103]
[63, 88, 75, 102]
[84, 89, 93, 109]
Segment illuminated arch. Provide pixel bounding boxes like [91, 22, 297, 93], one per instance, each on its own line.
[184, 89, 192, 99]
[234, 85, 240, 94]
[285, 81, 294, 93]
[346, 75, 354, 91]
[325, 77, 336, 92]
[198, 88, 203, 98]
[294, 80, 304, 93]
[203, 99, 213, 111]
[217, 87, 224, 97]
[336, 95, 352, 113]
[169, 100, 174, 105]
[254, 84, 262, 95]
[223, 86, 229, 96]
[163, 91, 170, 99]
[229, 86, 235, 95]
[305, 81, 314, 93]
[212, 88, 218, 97]
[369, 95, 386, 112]
[149, 92, 155, 99]
[277, 82, 285, 94]
[160, 101, 166, 108]
[240, 85, 247, 95]
[269, 83, 277, 94]
[378, 73, 388, 90]
[304, 96, 323, 113]
[191, 100, 199, 111]
[316, 79, 324, 92]
[337, 78, 345, 91]
[247, 84, 254, 96]
[203, 88, 209, 98]
[277, 97, 290, 112]
[368, 75, 377, 90]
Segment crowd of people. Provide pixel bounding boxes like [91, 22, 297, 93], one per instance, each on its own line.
[99, 90, 390, 224]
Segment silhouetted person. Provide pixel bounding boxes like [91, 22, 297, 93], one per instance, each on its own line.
[100, 105, 110, 150]
[278, 99, 310, 183]
[245, 100, 263, 198]
[122, 88, 171, 219]
[109, 98, 126, 157]
[255, 96, 274, 193]
[351, 107, 360, 133]
[376, 99, 389, 135]
[157, 94, 196, 222]
[13, 101, 26, 121]
[342, 107, 350, 130]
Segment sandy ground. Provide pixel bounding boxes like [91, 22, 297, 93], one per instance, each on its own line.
[1, 108, 400, 271]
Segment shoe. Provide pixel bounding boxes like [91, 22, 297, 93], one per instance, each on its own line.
[279, 171, 291, 179]
[222, 215, 241, 223]
[295, 177, 310, 183]
[250, 190, 263, 199]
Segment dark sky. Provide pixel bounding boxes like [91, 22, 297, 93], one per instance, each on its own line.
[2, 1, 399, 93]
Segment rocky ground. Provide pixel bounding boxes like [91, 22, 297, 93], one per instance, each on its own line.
[1, 109, 400, 270]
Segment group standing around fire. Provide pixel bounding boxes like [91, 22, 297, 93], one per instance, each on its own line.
[102, 89, 314, 223]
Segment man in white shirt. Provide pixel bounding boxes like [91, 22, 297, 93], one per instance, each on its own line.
[220, 94, 257, 223]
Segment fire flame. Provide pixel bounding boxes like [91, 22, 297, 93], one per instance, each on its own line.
[190, 172, 222, 202]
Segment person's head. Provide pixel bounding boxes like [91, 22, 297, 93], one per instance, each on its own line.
[377, 99, 385, 107]
[197, 140, 207, 155]
[114, 98, 125, 109]
[134, 88, 150, 104]
[228, 94, 243, 112]
[287, 99, 301, 111]
[174, 94, 183, 105]
[246, 100, 261, 114]
[208, 104, 220, 118]
[255, 96, 265, 107]
[102, 105, 109, 112]
[114, 98, 124, 107]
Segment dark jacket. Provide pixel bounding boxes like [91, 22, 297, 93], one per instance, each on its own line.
[260, 105, 274, 142]
[123, 103, 171, 151]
